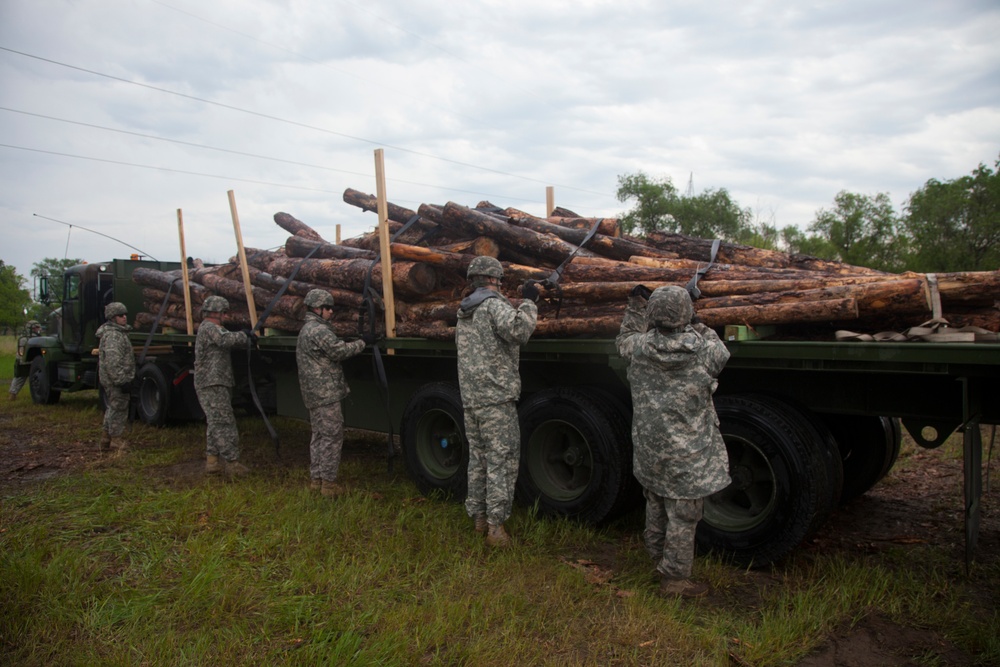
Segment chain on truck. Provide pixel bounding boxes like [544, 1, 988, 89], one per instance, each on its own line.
[15, 257, 1000, 569]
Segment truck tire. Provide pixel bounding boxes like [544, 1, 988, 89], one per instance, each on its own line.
[401, 382, 469, 499]
[29, 356, 60, 405]
[516, 387, 632, 524]
[136, 363, 170, 426]
[823, 414, 902, 503]
[698, 394, 843, 568]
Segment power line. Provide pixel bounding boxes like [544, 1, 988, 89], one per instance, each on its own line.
[0, 46, 613, 198]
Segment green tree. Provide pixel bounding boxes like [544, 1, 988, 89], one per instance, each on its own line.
[902, 156, 1000, 272]
[0, 261, 32, 333]
[807, 191, 904, 271]
[615, 171, 753, 241]
[31, 257, 84, 305]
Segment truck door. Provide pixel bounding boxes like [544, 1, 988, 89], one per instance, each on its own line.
[61, 272, 84, 354]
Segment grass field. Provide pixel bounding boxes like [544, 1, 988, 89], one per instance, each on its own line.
[0, 357, 997, 666]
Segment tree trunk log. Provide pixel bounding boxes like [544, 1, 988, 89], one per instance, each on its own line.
[268, 256, 438, 298]
[548, 216, 621, 237]
[273, 212, 325, 242]
[285, 234, 377, 260]
[505, 209, 672, 261]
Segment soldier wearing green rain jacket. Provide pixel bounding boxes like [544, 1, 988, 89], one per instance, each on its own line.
[97, 302, 135, 453]
[455, 256, 537, 548]
[616, 285, 731, 599]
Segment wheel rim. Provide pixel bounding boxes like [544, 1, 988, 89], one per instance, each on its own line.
[704, 435, 776, 532]
[139, 377, 159, 418]
[414, 408, 464, 481]
[525, 419, 593, 502]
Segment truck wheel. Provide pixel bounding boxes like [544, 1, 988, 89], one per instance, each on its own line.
[516, 387, 632, 524]
[823, 415, 902, 503]
[28, 356, 60, 405]
[698, 394, 843, 568]
[401, 382, 468, 499]
[136, 363, 170, 426]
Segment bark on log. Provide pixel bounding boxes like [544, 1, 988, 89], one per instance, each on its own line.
[190, 270, 306, 321]
[268, 256, 437, 298]
[695, 279, 929, 318]
[643, 231, 887, 275]
[132, 268, 209, 303]
[285, 234, 377, 260]
[441, 202, 597, 264]
[695, 298, 859, 327]
[274, 212, 325, 242]
[504, 209, 667, 261]
[547, 216, 621, 237]
[434, 237, 501, 257]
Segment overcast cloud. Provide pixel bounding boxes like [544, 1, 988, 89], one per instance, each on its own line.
[1, 0, 998, 295]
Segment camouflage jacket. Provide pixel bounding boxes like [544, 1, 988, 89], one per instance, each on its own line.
[455, 287, 537, 409]
[194, 320, 248, 390]
[96, 320, 135, 387]
[616, 295, 732, 499]
[296, 312, 366, 409]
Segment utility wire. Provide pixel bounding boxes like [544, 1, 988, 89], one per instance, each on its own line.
[0, 46, 612, 198]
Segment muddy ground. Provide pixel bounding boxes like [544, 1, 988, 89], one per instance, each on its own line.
[1, 396, 997, 666]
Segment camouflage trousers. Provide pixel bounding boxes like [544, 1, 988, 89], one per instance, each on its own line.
[464, 401, 520, 525]
[643, 488, 704, 579]
[101, 382, 130, 438]
[9, 375, 26, 396]
[308, 401, 344, 482]
[196, 385, 240, 462]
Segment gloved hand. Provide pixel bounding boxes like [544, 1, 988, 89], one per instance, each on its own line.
[630, 284, 652, 299]
[520, 280, 541, 303]
[241, 329, 258, 348]
[361, 331, 377, 346]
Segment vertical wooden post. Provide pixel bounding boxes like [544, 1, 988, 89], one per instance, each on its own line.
[546, 186, 555, 218]
[227, 189, 258, 329]
[336, 224, 342, 244]
[374, 149, 396, 342]
[176, 208, 194, 336]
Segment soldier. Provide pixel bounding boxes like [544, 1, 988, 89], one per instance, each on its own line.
[194, 295, 251, 477]
[8, 320, 42, 401]
[455, 256, 538, 547]
[616, 285, 732, 599]
[296, 289, 367, 496]
[96, 303, 135, 453]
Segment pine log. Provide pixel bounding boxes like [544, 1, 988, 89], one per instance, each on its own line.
[504, 208, 672, 261]
[695, 298, 859, 327]
[132, 267, 209, 303]
[285, 234, 377, 260]
[274, 212, 325, 242]
[440, 202, 597, 264]
[914, 270, 1000, 307]
[434, 237, 501, 257]
[643, 231, 887, 275]
[695, 279, 929, 318]
[243, 247, 287, 272]
[268, 256, 437, 298]
[549, 206, 582, 218]
[560, 262, 852, 284]
[389, 243, 469, 273]
[547, 216, 621, 237]
[190, 270, 306, 321]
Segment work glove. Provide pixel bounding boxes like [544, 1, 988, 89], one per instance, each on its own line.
[630, 284, 652, 300]
[520, 280, 541, 303]
[361, 331, 377, 346]
[240, 329, 258, 349]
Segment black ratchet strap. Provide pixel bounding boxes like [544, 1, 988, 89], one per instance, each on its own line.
[685, 239, 721, 300]
[541, 217, 604, 319]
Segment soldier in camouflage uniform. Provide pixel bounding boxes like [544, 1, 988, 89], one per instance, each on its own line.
[296, 289, 366, 497]
[8, 320, 42, 401]
[96, 303, 135, 453]
[456, 256, 538, 548]
[195, 296, 251, 477]
[616, 285, 731, 599]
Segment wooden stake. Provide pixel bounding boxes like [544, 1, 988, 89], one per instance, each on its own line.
[176, 208, 194, 336]
[545, 186, 555, 217]
[374, 149, 397, 342]
[336, 223, 342, 244]
[227, 190, 257, 328]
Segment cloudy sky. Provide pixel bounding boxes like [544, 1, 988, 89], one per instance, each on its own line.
[2, 0, 998, 296]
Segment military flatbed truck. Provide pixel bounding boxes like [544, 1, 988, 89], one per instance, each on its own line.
[19, 258, 1000, 566]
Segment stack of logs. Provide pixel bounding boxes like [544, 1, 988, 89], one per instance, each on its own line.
[132, 188, 1000, 341]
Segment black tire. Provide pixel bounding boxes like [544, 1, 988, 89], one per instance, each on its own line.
[136, 363, 170, 426]
[698, 394, 844, 568]
[516, 387, 633, 524]
[401, 382, 469, 499]
[824, 414, 902, 503]
[28, 355, 60, 405]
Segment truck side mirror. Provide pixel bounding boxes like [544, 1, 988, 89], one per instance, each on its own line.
[38, 275, 49, 304]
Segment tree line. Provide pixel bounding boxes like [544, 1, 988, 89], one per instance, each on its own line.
[616, 154, 1000, 273]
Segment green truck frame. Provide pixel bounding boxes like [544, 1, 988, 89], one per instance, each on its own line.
[19, 259, 1000, 567]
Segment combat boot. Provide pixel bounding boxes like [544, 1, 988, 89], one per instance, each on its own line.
[99, 430, 112, 452]
[8, 392, 16, 402]
[224, 459, 250, 478]
[473, 514, 488, 535]
[485, 523, 511, 548]
[658, 576, 709, 599]
[321, 480, 346, 497]
[310, 478, 322, 491]
[110, 437, 130, 453]
[205, 455, 222, 475]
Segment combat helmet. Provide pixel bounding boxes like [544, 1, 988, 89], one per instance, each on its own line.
[202, 295, 230, 313]
[466, 255, 503, 279]
[646, 286, 693, 330]
[105, 302, 128, 318]
[303, 289, 335, 309]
